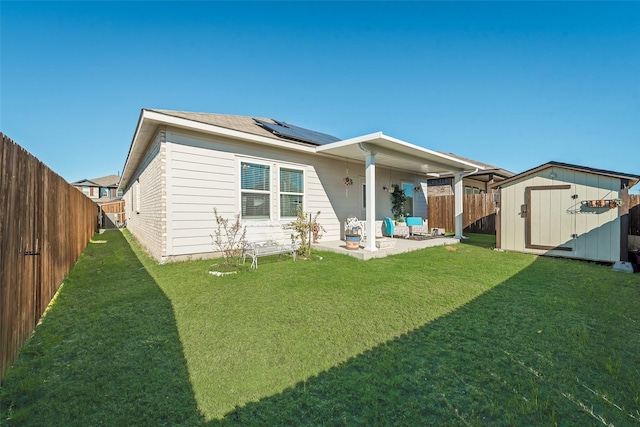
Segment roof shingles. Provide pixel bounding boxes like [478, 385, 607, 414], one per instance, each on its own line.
[148, 109, 339, 146]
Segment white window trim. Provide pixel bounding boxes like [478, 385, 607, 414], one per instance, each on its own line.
[237, 157, 308, 221]
[278, 165, 305, 220]
[239, 160, 272, 220]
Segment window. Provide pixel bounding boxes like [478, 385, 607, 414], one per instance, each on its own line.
[82, 186, 90, 196]
[100, 187, 108, 198]
[241, 162, 270, 219]
[402, 183, 414, 216]
[117, 189, 123, 198]
[465, 186, 482, 195]
[280, 168, 303, 217]
[428, 178, 452, 187]
[134, 179, 140, 213]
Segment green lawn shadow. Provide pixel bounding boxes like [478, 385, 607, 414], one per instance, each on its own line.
[459, 232, 496, 249]
[3, 231, 638, 426]
[0, 230, 204, 426]
[207, 256, 640, 426]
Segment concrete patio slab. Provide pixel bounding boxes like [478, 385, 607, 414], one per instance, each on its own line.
[313, 236, 460, 260]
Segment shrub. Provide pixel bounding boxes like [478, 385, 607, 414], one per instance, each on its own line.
[211, 208, 247, 268]
[289, 206, 325, 257]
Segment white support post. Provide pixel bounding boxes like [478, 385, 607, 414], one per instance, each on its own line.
[364, 151, 378, 252]
[454, 171, 464, 240]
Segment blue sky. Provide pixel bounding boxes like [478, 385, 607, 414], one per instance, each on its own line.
[2, 1, 639, 192]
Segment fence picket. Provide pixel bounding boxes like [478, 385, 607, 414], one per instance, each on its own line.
[0, 133, 97, 383]
[427, 193, 496, 234]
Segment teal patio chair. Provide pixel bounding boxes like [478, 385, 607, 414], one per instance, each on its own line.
[383, 217, 395, 237]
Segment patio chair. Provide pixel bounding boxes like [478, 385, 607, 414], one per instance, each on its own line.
[406, 216, 428, 236]
[383, 217, 395, 237]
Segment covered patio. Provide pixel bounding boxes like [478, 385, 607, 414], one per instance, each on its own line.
[316, 132, 484, 252]
[313, 234, 460, 260]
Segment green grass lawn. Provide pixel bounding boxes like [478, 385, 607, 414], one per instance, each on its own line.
[1, 230, 639, 426]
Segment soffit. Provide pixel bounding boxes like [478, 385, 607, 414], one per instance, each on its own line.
[316, 132, 483, 176]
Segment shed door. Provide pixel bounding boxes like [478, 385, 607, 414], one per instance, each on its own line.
[525, 185, 574, 252]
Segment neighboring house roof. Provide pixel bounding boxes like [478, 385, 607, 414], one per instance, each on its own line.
[72, 179, 99, 186]
[493, 161, 640, 189]
[92, 174, 120, 187]
[72, 175, 120, 187]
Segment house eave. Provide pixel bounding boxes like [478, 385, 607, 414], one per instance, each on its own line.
[316, 132, 484, 175]
[120, 109, 319, 190]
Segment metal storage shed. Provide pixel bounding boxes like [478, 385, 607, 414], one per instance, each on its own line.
[492, 162, 639, 263]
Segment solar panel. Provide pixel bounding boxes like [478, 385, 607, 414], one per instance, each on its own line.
[253, 118, 341, 145]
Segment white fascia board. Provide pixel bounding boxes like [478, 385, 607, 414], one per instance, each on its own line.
[372, 133, 484, 171]
[316, 131, 385, 152]
[119, 109, 147, 190]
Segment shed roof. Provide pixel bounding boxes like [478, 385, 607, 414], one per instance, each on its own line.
[493, 161, 640, 189]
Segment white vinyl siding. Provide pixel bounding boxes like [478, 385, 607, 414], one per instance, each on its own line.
[163, 129, 341, 258]
[166, 139, 235, 257]
[144, 128, 435, 261]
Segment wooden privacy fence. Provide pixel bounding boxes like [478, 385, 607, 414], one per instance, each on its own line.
[427, 193, 496, 234]
[98, 200, 125, 229]
[428, 193, 640, 236]
[1, 134, 97, 383]
[630, 194, 640, 236]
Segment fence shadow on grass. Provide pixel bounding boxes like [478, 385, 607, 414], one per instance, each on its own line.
[4, 232, 639, 426]
[0, 230, 204, 426]
[459, 233, 496, 249]
[209, 256, 640, 426]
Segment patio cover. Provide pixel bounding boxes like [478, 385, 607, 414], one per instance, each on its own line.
[316, 132, 484, 251]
